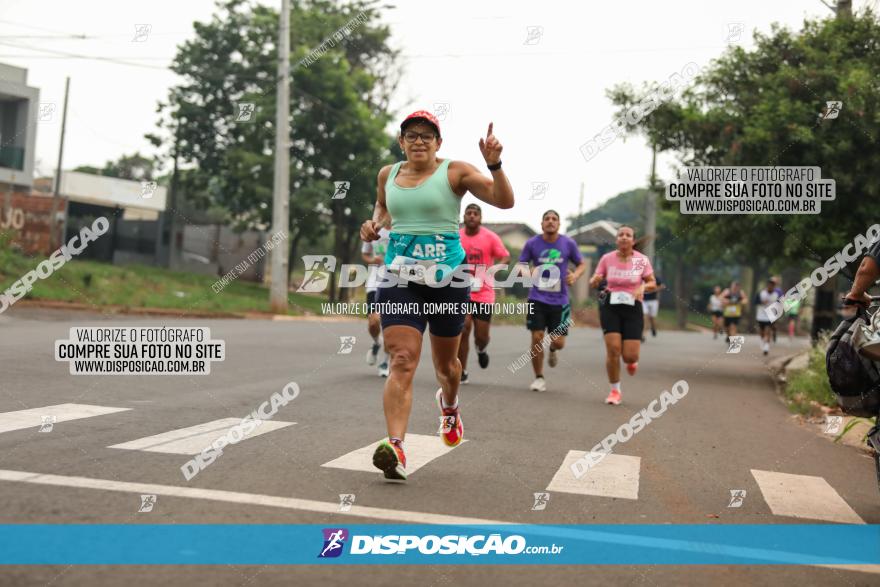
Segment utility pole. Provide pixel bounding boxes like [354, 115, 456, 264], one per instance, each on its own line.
[51, 76, 70, 248]
[644, 142, 658, 264]
[168, 115, 181, 269]
[577, 182, 584, 231]
[577, 181, 590, 304]
[820, 0, 852, 17]
[270, 0, 291, 313]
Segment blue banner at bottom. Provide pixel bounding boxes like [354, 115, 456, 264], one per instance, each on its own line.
[0, 524, 878, 565]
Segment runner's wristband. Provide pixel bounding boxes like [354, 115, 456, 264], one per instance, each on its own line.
[487, 161, 502, 171]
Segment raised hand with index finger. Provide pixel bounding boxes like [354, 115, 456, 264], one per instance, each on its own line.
[478, 122, 503, 166]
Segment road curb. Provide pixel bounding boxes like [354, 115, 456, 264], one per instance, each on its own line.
[14, 299, 247, 319]
[772, 348, 874, 454]
[767, 351, 804, 382]
[10, 299, 364, 323]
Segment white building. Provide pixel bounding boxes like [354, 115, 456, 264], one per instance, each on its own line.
[0, 63, 39, 191]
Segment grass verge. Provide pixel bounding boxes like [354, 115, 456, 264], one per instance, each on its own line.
[783, 334, 837, 414]
[0, 237, 323, 315]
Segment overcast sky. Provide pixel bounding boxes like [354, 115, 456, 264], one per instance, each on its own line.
[1, 0, 872, 231]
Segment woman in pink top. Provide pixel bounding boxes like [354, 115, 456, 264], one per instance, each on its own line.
[589, 225, 657, 405]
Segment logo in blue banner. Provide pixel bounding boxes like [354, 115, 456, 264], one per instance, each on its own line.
[318, 528, 349, 558]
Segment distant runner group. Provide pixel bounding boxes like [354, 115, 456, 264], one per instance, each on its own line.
[707, 277, 798, 354]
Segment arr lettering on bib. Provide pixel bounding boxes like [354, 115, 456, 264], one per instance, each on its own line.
[411, 242, 447, 259]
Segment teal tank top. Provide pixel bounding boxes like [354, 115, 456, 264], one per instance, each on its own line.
[383, 160, 465, 268]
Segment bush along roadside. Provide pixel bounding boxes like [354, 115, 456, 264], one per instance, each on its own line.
[779, 333, 877, 451]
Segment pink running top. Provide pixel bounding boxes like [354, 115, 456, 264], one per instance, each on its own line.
[594, 250, 654, 294]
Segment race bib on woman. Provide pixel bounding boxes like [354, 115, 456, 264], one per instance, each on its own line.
[385, 233, 465, 284]
[610, 291, 635, 305]
[387, 256, 433, 285]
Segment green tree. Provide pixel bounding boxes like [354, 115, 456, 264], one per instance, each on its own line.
[152, 0, 399, 301]
[608, 9, 880, 332]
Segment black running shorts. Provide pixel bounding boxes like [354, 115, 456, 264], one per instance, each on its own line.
[526, 300, 571, 336]
[599, 298, 644, 340]
[376, 282, 470, 337]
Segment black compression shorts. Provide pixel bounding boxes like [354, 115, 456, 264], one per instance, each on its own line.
[599, 298, 644, 340]
[376, 282, 470, 337]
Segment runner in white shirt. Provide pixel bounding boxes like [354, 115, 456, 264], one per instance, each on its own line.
[756, 277, 780, 356]
[707, 285, 724, 340]
[361, 227, 391, 375]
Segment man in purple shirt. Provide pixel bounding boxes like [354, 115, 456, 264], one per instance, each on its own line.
[517, 210, 586, 392]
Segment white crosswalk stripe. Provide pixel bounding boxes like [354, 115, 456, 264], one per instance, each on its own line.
[546, 450, 640, 500]
[321, 434, 466, 475]
[0, 403, 130, 434]
[108, 418, 294, 455]
[751, 469, 865, 524]
[1, 400, 869, 530]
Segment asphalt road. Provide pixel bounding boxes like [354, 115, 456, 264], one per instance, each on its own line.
[0, 307, 877, 586]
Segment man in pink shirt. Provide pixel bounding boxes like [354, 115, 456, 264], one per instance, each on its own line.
[589, 225, 656, 405]
[458, 204, 510, 383]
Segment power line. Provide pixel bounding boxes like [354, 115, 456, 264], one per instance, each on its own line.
[0, 54, 174, 60]
[0, 32, 194, 41]
[0, 19, 190, 39]
[0, 41, 171, 70]
[0, 34, 89, 40]
[0, 18, 86, 36]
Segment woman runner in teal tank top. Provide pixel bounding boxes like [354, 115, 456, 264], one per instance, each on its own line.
[359, 110, 515, 481]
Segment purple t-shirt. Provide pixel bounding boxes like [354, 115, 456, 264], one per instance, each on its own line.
[519, 234, 583, 306]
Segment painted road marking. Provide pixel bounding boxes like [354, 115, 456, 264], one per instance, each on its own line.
[546, 450, 640, 500]
[0, 469, 504, 525]
[751, 469, 865, 524]
[0, 403, 130, 434]
[108, 418, 294, 455]
[321, 434, 466, 475]
[0, 468, 875, 572]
